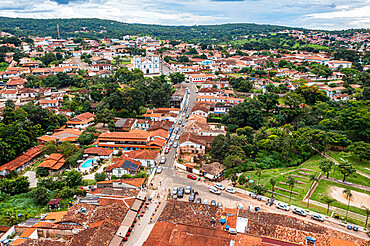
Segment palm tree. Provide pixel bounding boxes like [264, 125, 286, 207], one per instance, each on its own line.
[362, 206, 370, 229]
[322, 196, 336, 215]
[287, 175, 296, 205]
[270, 178, 276, 198]
[255, 168, 262, 186]
[231, 174, 238, 187]
[343, 188, 353, 222]
[307, 173, 318, 208]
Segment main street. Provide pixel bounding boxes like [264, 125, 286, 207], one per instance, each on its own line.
[147, 82, 369, 241]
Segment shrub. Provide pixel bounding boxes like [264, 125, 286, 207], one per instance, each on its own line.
[32, 187, 50, 205]
[36, 167, 49, 177]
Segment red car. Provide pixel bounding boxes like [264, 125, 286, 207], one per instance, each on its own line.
[187, 174, 197, 180]
[164, 148, 169, 154]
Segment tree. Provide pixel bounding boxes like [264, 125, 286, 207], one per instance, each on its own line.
[338, 161, 356, 182]
[362, 206, 370, 229]
[283, 92, 305, 109]
[255, 168, 262, 186]
[346, 141, 370, 161]
[42, 140, 59, 155]
[319, 159, 334, 178]
[223, 155, 244, 169]
[33, 187, 49, 205]
[169, 72, 185, 84]
[343, 188, 353, 222]
[36, 167, 49, 177]
[269, 177, 276, 198]
[59, 141, 78, 158]
[210, 135, 228, 161]
[77, 132, 95, 145]
[108, 120, 115, 132]
[258, 92, 279, 112]
[307, 173, 318, 208]
[95, 108, 115, 127]
[322, 196, 336, 215]
[0, 176, 30, 195]
[95, 172, 107, 182]
[286, 175, 296, 205]
[231, 174, 238, 186]
[65, 170, 82, 187]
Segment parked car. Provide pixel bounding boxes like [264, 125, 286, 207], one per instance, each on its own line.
[292, 208, 307, 217]
[182, 123, 185, 127]
[189, 193, 195, 202]
[210, 200, 216, 206]
[255, 207, 262, 212]
[179, 119, 182, 124]
[209, 186, 221, 195]
[252, 193, 257, 199]
[203, 199, 208, 205]
[156, 165, 163, 173]
[195, 198, 201, 204]
[249, 205, 254, 212]
[177, 187, 184, 198]
[160, 156, 166, 164]
[225, 187, 235, 194]
[214, 183, 225, 190]
[218, 202, 223, 208]
[276, 203, 289, 211]
[237, 203, 244, 209]
[187, 174, 197, 180]
[186, 115, 189, 118]
[185, 185, 192, 194]
[256, 196, 262, 201]
[173, 142, 178, 148]
[172, 187, 178, 195]
[353, 226, 359, 231]
[168, 140, 174, 146]
[164, 148, 170, 154]
[347, 225, 353, 230]
[175, 135, 180, 140]
[311, 213, 324, 222]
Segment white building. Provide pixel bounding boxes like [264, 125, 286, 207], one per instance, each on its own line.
[132, 55, 160, 74]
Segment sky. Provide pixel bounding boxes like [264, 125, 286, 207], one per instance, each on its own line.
[0, 0, 369, 30]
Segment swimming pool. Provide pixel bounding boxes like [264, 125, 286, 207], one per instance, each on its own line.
[81, 159, 94, 168]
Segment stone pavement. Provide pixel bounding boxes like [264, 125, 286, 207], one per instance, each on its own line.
[24, 171, 37, 188]
[123, 192, 163, 246]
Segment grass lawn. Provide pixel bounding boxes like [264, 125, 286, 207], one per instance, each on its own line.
[24, 158, 45, 172]
[240, 155, 325, 207]
[310, 179, 369, 218]
[327, 150, 370, 176]
[278, 97, 285, 105]
[226, 73, 247, 78]
[0, 192, 49, 226]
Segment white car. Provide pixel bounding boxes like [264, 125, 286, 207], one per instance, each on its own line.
[225, 187, 235, 194]
[173, 142, 178, 148]
[172, 187, 178, 195]
[209, 186, 221, 195]
[203, 199, 209, 205]
[214, 183, 225, 190]
[156, 165, 163, 173]
[175, 135, 180, 140]
[185, 185, 192, 194]
[237, 203, 244, 209]
[276, 203, 289, 211]
[160, 156, 166, 164]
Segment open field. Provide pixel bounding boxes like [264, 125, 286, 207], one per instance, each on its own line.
[326, 150, 370, 177]
[329, 186, 370, 209]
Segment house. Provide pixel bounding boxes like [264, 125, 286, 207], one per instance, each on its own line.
[133, 119, 152, 131]
[115, 118, 137, 132]
[199, 162, 225, 181]
[169, 84, 188, 109]
[37, 129, 83, 144]
[91, 63, 113, 71]
[84, 147, 113, 159]
[191, 103, 211, 117]
[146, 120, 173, 132]
[66, 112, 95, 129]
[132, 55, 160, 74]
[38, 153, 65, 171]
[179, 132, 207, 154]
[98, 130, 162, 154]
[96, 178, 145, 189]
[0, 145, 43, 176]
[105, 156, 141, 177]
[2, 89, 18, 99]
[39, 99, 59, 109]
[124, 149, 160, 168]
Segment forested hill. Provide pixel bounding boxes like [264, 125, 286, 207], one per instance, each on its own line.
[0, 16, 297, 43]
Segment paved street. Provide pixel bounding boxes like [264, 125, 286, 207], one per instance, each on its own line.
[71, 56, 91, 71]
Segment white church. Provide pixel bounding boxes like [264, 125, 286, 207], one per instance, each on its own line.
[131, 55, 160, 74]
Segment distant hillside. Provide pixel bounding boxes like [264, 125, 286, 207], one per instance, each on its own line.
[0, 17, 299, 43]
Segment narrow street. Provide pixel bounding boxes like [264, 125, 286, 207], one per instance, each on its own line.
[71, 56, 91, 71]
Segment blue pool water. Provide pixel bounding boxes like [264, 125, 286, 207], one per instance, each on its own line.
[81, 159, 94, 168]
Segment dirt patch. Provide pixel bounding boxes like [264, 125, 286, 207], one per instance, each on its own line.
[329, 186, 370, 209]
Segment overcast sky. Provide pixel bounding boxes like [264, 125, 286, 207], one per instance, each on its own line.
[0, 0, 369, 30]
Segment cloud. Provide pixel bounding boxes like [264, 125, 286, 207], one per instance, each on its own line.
[0, 0, 368, 29]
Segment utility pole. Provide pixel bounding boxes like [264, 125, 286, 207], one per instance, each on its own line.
[57, 24, 60, 39]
